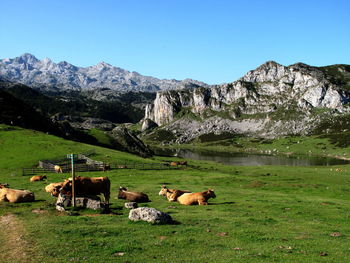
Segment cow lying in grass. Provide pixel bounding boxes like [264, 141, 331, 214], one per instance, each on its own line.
[60, 176, 110, 203]
[118, 186, 149, 203]
[0, 184, 35, 203]
[30, 175, 47, 182]
[158, 185, 191, 202]
[170, 189, 216, 205]
[45, 182, 64, 197]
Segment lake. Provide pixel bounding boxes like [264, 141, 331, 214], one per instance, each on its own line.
[153, 148, 350, 166]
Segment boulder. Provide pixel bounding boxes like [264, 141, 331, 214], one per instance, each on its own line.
[55, 194, 105, 211]
[128, 207, 173, 224]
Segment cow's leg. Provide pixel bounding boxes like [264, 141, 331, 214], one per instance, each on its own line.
[0, 193, 8, 202]
[198, 199, 208, 205]
[104, 192, 110, 204]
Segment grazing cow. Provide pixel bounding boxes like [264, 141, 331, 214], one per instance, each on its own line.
[171, 189, 216, 205]
[0, 186, 35, 203]
[30, 175, 47, 182]
[45, 182, 64, 197]
[118, 187, 149, 203]
[54, 165, 63, 173]
[158, 185, 191, 202]
[60, 176, 110, 203]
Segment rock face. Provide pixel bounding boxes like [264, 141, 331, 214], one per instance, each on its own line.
[144, 62, 350, 140]
[128, 207, 173, 224]
[109, 126, 153, 157]
[0, 53, 208, 92]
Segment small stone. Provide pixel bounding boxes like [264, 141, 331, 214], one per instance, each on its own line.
[125, 202, 138, 209]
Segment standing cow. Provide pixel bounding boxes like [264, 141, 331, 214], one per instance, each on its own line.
[60, 176, 110, 203]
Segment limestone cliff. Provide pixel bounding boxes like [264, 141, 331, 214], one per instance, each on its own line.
[143, 62, 350, 142]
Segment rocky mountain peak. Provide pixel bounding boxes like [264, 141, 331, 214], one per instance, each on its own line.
[144, 61, 350, 141]
[0, 53, 208, 92]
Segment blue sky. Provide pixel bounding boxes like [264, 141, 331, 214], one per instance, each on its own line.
[0, 0, 349, 84]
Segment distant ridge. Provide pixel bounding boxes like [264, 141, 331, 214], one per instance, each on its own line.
[0, 53, 208, 92]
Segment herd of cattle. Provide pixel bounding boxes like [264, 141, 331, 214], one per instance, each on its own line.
[0, 174, 216, 206]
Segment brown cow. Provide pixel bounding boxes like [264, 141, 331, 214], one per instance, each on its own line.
[30, 175, 47, 182]
[0, 186, 35, 203]
[170, 189, 216, 205]
[45, 182, 64, 197]
[158, 185, 191, 202]
[118, 187, 149, 203]
[60, 176, 110, 203]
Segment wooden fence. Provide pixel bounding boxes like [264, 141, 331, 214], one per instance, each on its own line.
[22, 162, 181, 176]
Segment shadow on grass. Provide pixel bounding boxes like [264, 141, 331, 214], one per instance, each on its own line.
[210, 201, 235, 205]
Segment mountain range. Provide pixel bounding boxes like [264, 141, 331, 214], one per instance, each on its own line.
[0, 53, 208, 92]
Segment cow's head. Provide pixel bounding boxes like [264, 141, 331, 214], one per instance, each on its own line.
[207, 189, 216, 198]
[158, 185, 168, 196]
[51, 185, 62, 197]
[0, 183, 9, 189]
[59, 179, 72, 196]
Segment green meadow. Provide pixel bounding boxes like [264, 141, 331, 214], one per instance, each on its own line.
[1, 124, 350, 263]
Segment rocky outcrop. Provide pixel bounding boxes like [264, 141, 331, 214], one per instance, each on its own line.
[144, 62, 350, 140]
[109, 126, 153, 157]
[0, 53, 208, 92]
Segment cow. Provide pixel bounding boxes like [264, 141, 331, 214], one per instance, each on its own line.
[170, 161, 188, 167]
[0, 186, 35, 203]
[60, 176, 110, 203]
[158, 185, 191, 202]
[170, 162, 178, 167]
[54, 165, 63, 173]
[0, 183, 9, 188]
[118, 186, 149, 203]
[45, 182, 64, 197]
[170, 189, 216, 205]
[30, 175, 47, 182]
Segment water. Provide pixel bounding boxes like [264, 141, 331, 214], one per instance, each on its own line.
[153, 148, 350, 166]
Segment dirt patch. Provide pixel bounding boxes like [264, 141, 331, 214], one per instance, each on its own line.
[0, 214, 32, 263]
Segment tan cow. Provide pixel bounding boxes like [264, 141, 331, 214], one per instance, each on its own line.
[170, 189, 216, 205]
[0, 186, 35, 203]
[54, 165, 63, 173]
[30, 175, 47, 182]
[45, 182, 64, 197]
[158, 185, 191, 202]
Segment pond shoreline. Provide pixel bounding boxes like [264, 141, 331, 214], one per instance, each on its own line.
[151, 145, 350, 166]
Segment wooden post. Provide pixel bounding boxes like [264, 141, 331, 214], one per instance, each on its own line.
[71, 154, 76, 208]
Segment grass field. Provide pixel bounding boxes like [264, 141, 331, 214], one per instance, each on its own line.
[1, 125, 350, 263]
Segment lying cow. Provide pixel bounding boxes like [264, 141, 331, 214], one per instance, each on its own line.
[0, 185, 35, 203]
[45, 182, 64, 197]
[118, 186, 149, 203]
[158, 185, 191, 202]
[30, 175, 47, 182]
[170, 189, 216, 205]
[60, 176, 110, 203]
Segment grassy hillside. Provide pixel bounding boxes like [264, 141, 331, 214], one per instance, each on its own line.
[1, 125, 350, 262]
